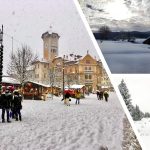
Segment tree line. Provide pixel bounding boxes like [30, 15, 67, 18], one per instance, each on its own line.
[95, 25, 150, 41]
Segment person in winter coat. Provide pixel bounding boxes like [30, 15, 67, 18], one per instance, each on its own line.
[64, 91, 71, 106]
[75, 89, 81, 104]
[13, 90, 22, 121]
[96, 90, 100, 100]
[99, 90, 104, 100]
[104, 91, 109, 102]
[1, 88, 12, 123]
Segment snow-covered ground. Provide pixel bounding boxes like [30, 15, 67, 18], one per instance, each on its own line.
[0, 92, 126, 150]
[98, 40, 150, 73]
[135, 118, 150, 150]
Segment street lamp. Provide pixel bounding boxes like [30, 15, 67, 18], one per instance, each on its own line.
[0, 25, 3, 92]
[62, 56, 65, 100]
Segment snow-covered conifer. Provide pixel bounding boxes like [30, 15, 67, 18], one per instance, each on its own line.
[118, 79, 134, 116]
[132, 105, 144, 121]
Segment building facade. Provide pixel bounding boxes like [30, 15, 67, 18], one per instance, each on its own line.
[28, 30, 112, 92]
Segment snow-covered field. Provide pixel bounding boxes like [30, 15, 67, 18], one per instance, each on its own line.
[135, 118, 150, 150]
[98, 40, 150, 73]
[0, 93, 126, 150]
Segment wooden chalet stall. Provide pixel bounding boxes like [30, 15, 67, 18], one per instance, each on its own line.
[23, 81, 50, 100]
[1, 76, 20, 92]
[49, 84, 61, 96]
[23, 81, 61, 100]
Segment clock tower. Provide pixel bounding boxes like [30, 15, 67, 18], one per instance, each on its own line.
[41, 31, 60, 62]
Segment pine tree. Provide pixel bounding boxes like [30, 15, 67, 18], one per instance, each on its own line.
[118, 79, 134, 115]
[144, 112, 150, 118]
[132, 105, 144, 121]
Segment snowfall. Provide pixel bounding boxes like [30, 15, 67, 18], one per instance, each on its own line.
[0, 92, 127, 150]
[135, 118, 150, 150]
[98, 40, 150, 74]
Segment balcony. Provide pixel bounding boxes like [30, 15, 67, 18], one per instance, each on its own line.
[84, 70, 93, 73]
[84, 80, 93, 84]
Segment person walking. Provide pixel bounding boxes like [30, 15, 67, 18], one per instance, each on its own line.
[1, 87, 12, 123]
[104, 91, 109, 102]
[13, 90, 22, 121]
[99, 90, 104, 100]
[64, 91, 71, 106]
[96, 90, 100, 100]
[75, 89, 81, 104]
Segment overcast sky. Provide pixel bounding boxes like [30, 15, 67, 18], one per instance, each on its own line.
[79, 0, 150, 31]
[0, 0, 98, 74]
[113, 75, 150, 113]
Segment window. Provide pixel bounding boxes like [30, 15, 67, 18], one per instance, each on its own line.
[51, 49, 56, 53]
[85, 74, 92, 80]
[85, 74, 88, 79]
[38, 64, 39, 68]
[44, 64, 47, 68]
[89, 74, 92, 79]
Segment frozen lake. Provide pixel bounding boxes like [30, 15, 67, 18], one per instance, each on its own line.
[98, 40, 150, 73]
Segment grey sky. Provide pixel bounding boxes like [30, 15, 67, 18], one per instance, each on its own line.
[0, 0, 98, 74]
[79, 0, 150, 31]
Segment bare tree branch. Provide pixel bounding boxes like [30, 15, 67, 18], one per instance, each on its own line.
[7, 45, 38, 84]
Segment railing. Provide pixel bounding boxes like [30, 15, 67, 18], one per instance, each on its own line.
[85, 80, 93, 83]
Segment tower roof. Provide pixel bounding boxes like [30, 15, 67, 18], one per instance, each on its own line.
[41, 31, 60, 39]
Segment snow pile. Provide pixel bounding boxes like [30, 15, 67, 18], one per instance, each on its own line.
[0, 92, 128, 150]
[135, 118, 150, 149]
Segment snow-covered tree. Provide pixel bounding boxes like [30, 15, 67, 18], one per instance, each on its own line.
[118, 79, 134, 115]
[132, 105, 144, 121]
[7, 45, 38, 85]
[144, 112, 150, 118]
[119, 79, 144, 121]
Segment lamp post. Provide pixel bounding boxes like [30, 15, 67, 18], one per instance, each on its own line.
[0, 25, 3, 92]
[62, 56, 65, 100]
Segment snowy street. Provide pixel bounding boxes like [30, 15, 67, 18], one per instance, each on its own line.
[135, 118, 150, 150]
[0, 92, 125, 150]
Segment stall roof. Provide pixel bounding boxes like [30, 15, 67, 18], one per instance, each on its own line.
[2, 76, 20, 85]
[27, 81, 61, 88]
[27, 81, 50, 87]
[70, 84, 85, 89]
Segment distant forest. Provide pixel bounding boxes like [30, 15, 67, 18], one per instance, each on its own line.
[93, 31, 150, 40]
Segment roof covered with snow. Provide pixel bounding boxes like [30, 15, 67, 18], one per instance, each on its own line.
[26, 81, 50, 87]
[2, 76, 20, 84]
[70, 84, 85, 89]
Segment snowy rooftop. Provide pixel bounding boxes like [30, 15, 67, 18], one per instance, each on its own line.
[2, 76, 20, 84]
[64, 85, 85, 89]
[26, 81, 50, 87]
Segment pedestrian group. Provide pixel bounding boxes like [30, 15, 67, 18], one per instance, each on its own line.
[62, 89, 81, 106]
[96, 90, 109, 102]
[0, 86, 22, 123]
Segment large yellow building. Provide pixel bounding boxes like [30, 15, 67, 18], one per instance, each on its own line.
[28, 31, 112, 92]
[52, 52, 103, 92]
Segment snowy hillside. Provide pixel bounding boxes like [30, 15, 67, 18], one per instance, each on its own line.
[135, 118, 150, 150]
[0, 93, 133, 150]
